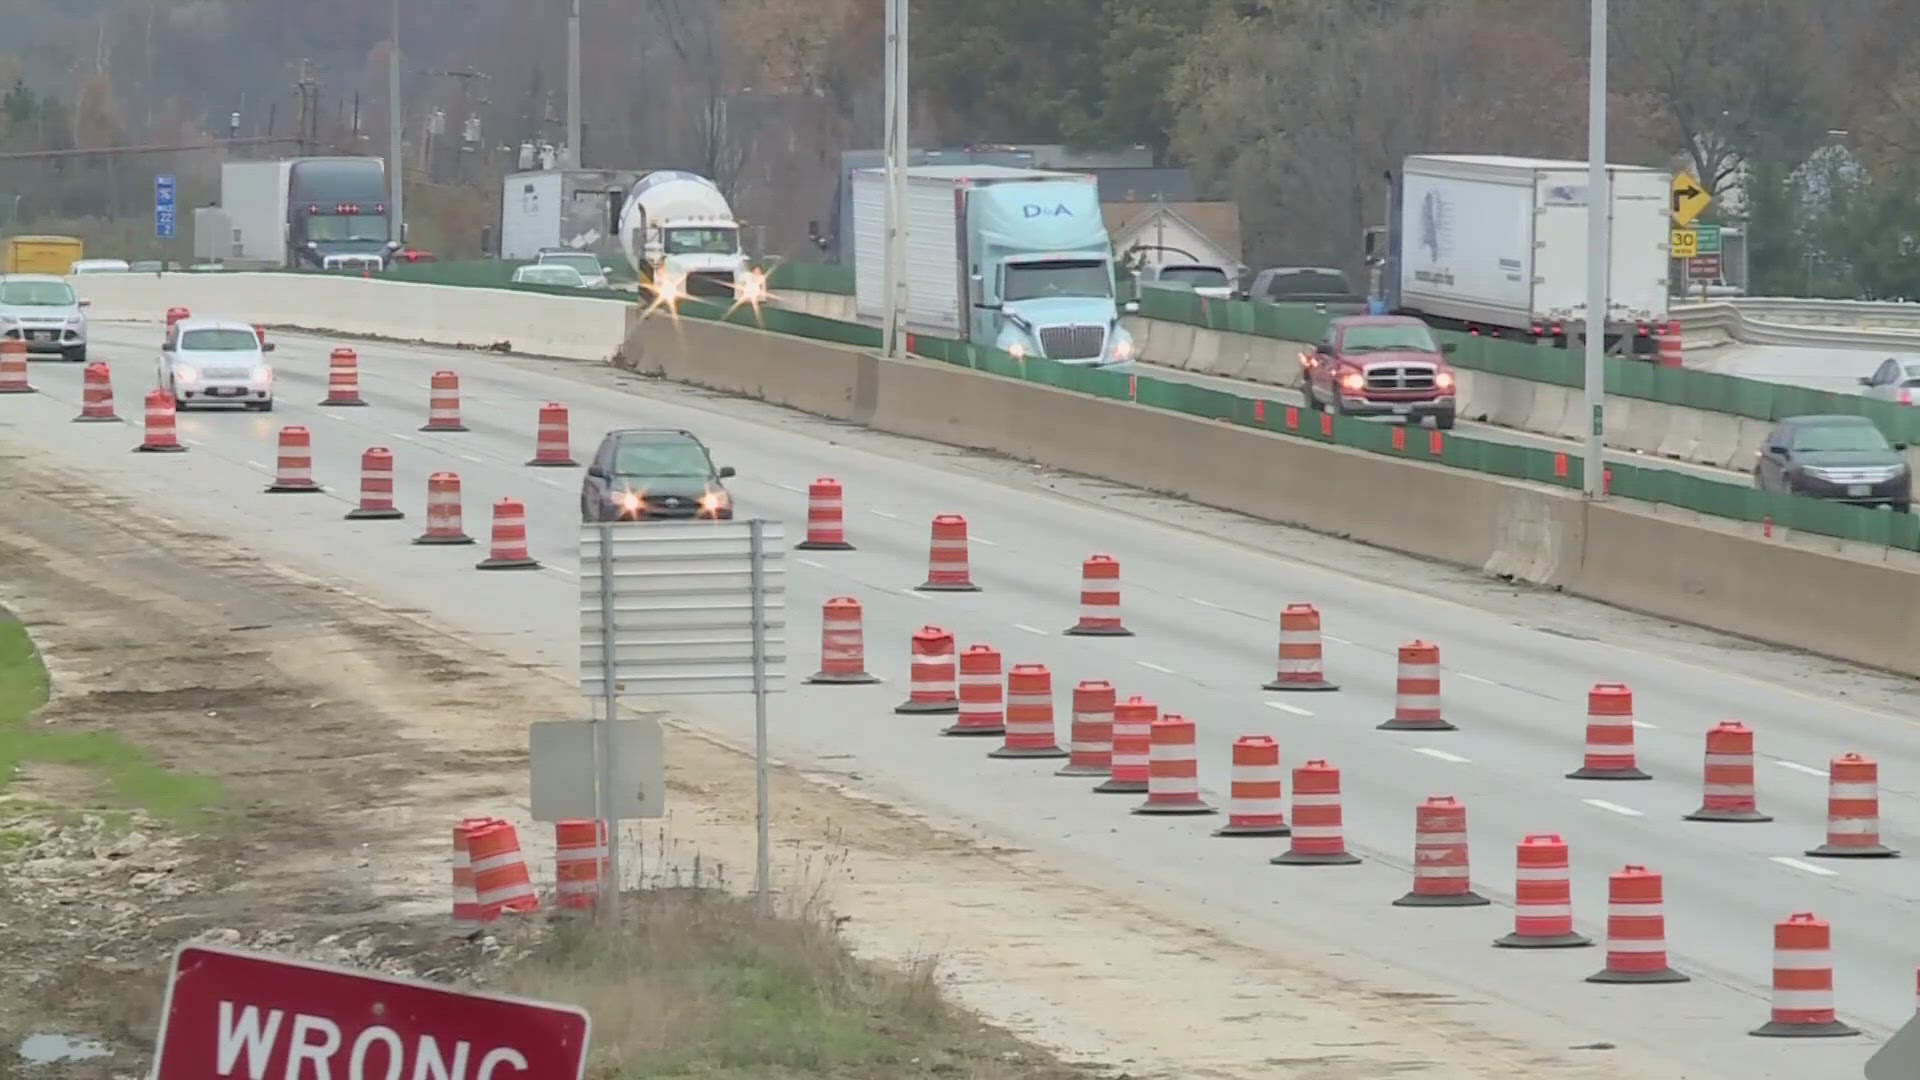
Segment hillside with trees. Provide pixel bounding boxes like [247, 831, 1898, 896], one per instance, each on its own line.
[3, 0, 1918, 295]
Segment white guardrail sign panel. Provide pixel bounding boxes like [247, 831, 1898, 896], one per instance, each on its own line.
[579, 520, 787, 697]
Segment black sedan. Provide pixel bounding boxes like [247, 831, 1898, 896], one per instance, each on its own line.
[1754, 414, 1911, 513]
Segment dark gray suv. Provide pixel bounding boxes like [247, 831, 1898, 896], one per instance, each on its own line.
[1754, 415, 1911, 513]
[580, 427, 735, 522]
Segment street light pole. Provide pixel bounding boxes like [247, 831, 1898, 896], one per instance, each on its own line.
[567, 0, 582, 167]
[1582, 0, 1609, 499]
[388, 0, 404, 244]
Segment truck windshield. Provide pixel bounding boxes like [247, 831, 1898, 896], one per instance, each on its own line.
[1159, 266, 1229, 288]
[1004, 260, 1111, 302]
[665, 228, 738, 255]
[1340, 324, 1438, 353]
[306, 215, 390, 243]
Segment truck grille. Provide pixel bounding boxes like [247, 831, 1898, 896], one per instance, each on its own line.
[1365, 365, 1437, 391]
[686, 271, 735, 298]
[1039, 325, 1105, 361]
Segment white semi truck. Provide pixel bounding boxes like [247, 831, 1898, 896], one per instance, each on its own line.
[1371, 154, 1671, 356]
[615, 170, 758, 301]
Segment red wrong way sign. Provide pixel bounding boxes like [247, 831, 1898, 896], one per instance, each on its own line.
[152, 943, 590, 1079]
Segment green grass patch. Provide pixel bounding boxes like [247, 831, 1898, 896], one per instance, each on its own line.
[0, 619, 222, 827]
[499, 887, 1085, 1080]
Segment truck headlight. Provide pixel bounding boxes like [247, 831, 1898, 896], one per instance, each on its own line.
[1111, 336, 1133, 361]
[738, 270, 768, 303]
[1340, 372, 1365, 392]
[1008, 342, 1026, 360]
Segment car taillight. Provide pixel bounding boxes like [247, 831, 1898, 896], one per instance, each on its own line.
[1901, 389, 1912, 406]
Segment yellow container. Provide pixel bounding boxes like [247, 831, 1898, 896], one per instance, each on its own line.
[3, 235, 85, 275]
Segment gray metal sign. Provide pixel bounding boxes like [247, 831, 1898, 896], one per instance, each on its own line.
[579, 520, 786, 697]
[573, 519, 786, 916]
[529, 717, 664, 822]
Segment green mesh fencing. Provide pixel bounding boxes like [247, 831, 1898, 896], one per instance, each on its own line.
[767, 262, 855, 295]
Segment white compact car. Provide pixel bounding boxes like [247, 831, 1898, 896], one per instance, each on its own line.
[158, 316, 275, 411]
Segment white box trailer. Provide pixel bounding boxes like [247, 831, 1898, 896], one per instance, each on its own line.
[1393, 154, 1669, 335]
[217, 160, 293, 268]
[851, 164, 1081, 337]
[499, 169, 638, 262]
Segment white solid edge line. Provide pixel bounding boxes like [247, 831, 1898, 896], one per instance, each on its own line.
[795, 558, 825, 569]
[1134, 660, 1176, 674]
[1631, 720, 1658, 730]
[1322, 634, 1353, 645]
[1582, 798, 1644, 817]
[546, 566, 577, 579]
[869, 510, 899, 519]
[1264, 701, 1313, 717]
[1187, 596, 1224, 609]
[1012, 623, 1047, 636]
[1414, 747, 1471, 764]
[244, 460, 266, 471]
[971, 536, 998, 546]
[774, 482, 805, 493]
[1777, 761, 1830, 777]
[1769, 856, 1839, 878]
[458, 454, 486, 464]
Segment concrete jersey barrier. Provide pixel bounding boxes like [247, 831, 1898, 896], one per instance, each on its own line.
[617, 307, 1920, 680]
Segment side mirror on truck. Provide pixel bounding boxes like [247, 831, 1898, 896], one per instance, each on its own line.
[1123, 299, 1140, 314]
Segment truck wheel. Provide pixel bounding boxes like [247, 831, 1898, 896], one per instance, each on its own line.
[1435, 410, 1456, 431]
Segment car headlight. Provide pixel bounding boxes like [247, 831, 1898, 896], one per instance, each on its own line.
[613, 490, 642, 513]
[175, 365, 200, 384]
[700, 490, 731, 515]
[250, 366, 273, 386]
[1111, 336, 1133, 361]
[1436, 370, 1455, 390]
[738, 271, 769, 302]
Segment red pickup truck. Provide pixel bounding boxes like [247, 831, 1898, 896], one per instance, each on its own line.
[1300, 314, 1458, 430]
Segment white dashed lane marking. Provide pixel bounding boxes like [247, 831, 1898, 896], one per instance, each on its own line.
[1414, 748, 1471, 764]
[1583, 798, 1643, 818]
[1770, 857, 1838, 877]
[1264, 701, 1314, 717]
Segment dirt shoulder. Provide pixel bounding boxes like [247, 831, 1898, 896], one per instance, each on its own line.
[0, 444, 1624, 1080]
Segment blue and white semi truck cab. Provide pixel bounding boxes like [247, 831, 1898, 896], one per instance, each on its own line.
[852, 164, 1136, 367]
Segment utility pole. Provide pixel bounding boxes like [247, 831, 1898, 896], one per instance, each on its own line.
[425, 68, 487, 182]
[566, 0, 582, 168]
[389, 0, 404, 244]
[1582, 0, 1609, 499]
[295, 60, 318, 157]
[881, 0, 909, 357]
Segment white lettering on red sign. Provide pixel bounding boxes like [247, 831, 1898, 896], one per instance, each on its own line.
[215, 1001, 533, 1080]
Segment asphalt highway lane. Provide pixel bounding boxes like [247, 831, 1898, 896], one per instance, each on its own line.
[6, 320, 1918, 1078]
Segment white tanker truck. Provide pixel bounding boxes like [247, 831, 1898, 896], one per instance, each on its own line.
[616, 170, 762, 302]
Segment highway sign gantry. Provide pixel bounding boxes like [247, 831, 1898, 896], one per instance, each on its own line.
[150, 943, 591, 1080]
[1671, 170, 1711, 227]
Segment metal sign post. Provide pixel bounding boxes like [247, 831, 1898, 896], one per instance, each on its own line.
[594, 527, 623, 915]
[749, 519, 771, 914]
[572, 521, 786, 919]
